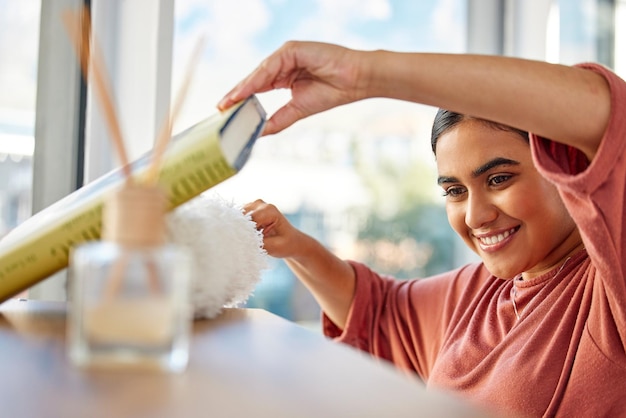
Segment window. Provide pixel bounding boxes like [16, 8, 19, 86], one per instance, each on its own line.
[173, 0, 468, 322]
[0, 1, 40, 238]
[4, 0, 622, 308]
[557, 0, 618, 68]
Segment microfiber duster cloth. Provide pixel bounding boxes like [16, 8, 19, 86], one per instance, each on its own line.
[167, 193, 269, 319]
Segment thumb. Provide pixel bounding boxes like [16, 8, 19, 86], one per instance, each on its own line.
[263, 102, 309, 135]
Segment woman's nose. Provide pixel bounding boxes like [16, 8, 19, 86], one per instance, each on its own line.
[464, 192, 498, 229]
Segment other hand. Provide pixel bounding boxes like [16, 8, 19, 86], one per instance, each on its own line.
[243, 199, 309, 259]
[218, 41, 367, 136]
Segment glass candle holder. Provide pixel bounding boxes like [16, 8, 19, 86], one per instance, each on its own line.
[68, 242, 191, 372]
[67, 184, 192, 373]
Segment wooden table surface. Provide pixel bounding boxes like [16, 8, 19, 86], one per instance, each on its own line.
[0, 298, 495, 418]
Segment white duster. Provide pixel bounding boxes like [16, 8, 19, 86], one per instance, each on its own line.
[167, 193, 268, 319]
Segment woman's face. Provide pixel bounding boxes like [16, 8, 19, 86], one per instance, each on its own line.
[435, 119, 580, 279]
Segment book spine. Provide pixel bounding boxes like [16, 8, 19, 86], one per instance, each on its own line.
[0, 97, 264, 301]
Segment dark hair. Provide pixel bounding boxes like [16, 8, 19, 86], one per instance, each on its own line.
[430, 109, 529, 155]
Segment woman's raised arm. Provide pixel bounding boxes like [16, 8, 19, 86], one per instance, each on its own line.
[219, 41, 611, 160]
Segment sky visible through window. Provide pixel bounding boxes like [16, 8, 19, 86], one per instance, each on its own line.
[172, 0, 466, 130]
[0, 0, 621, 314]
[171, 1, 469, 320]
[171, 0, 466, 210]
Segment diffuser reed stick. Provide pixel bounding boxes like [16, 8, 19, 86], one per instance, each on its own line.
[146, 36, 206, 186]
[62, 8, 133, 181]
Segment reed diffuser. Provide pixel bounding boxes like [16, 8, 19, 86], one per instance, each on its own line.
[69, 183, 192, 371]
[64, 7, 200, 372]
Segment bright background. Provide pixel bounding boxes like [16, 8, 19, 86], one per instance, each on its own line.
[1, 0, 624, 322]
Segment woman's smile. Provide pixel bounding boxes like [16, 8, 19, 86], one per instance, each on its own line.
[474, 226, 520, 252]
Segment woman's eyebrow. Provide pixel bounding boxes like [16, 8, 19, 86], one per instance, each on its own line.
[437, 175, 457, 185]
[437, 157, 520, 185]
[473, 157, 519, 177]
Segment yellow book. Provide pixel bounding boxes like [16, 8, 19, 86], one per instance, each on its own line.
[0, 96, 266, 302]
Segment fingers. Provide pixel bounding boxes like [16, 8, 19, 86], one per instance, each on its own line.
[262, 102, 306, 136]
[217, 42, 310, 128]
[217, 73, 273, 112]
[242, 198, 265, 214]
[243, 199, 308, 259]
[243, 199, 279, 235]
[244, 199, 292, 256]
[217, 47, 288, 112]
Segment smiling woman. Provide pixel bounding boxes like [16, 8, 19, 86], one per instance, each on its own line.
[223, 38, 625, 417]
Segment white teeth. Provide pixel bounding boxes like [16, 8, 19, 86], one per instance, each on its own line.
[479, 228, 516, 245]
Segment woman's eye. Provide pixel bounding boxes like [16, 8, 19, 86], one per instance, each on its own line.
[488, 174, 512, 186]
[443, 186, 466, 198]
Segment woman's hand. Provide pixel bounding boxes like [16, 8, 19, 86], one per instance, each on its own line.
[243, 198, 356, 328]
[218, 41, 367, 136]
[243, 199, 307, 258]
